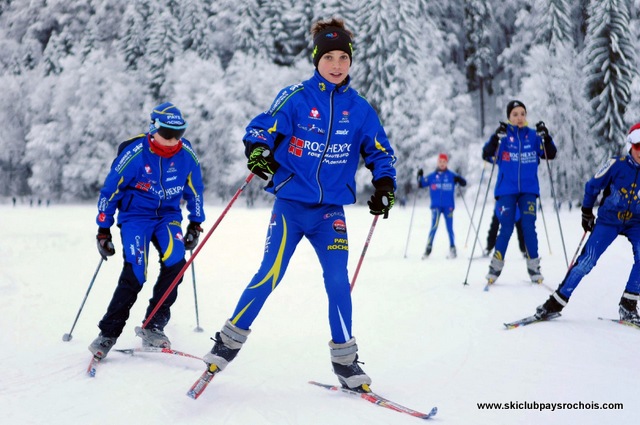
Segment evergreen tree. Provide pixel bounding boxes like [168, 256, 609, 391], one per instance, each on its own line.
[235, 0, 268, 60]
[209, 0, 241, 67]
[145, 7, 181, 100]
[464, 0, 495, 133]
[181, 0, 214, 60]
[351, 0, 423, 121]
[583, 0, 636, 151]
[532, 0, 573, 50]
[118, 0, 150, 71]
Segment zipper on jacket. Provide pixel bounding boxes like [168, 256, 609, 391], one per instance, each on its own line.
[156, 156, 164, 217]
[315, 89, 335, 204]
[517, 128, 522, 192]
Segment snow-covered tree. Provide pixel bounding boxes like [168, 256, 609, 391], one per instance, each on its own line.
[464, 0, 496, 133]
[583, 0, 636, 151]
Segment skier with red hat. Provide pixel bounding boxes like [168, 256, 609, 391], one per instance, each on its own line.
[417, 153, 467, 259]
[531, 123, 640, 325]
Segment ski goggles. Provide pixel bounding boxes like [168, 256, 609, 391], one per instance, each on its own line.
[157, 125, 186, 140]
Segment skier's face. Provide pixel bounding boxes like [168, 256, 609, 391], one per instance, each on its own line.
[630, 143, 640, 163]
[317, 50, 351, 85]
[508, 106, 527, 128]
[437, 158, 448, 170]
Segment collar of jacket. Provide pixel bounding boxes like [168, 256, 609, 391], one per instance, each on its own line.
[311, 70, 351, 94]
[626, 154, 640, 169]
[507, 123, 530, 134]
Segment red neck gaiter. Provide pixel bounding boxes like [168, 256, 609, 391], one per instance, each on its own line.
[149, 135, 183, 158]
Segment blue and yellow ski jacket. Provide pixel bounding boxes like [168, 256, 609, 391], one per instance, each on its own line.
[482, 123, 556, 198]
[96, 134, 205, 228]
[242, 71, 396, 205]
[584, 154, 640, 226]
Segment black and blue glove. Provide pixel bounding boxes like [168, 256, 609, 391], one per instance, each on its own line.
[368, 177, 395, 219]
[96, 227, 115, 260]
[184, 221, 203, 250]
[247, 144, 279, 180]
[581, 207, 595, 232]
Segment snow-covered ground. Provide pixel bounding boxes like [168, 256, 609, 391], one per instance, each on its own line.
[1, 196, 637, 425]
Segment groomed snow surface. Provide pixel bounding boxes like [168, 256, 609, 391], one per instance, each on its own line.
[1, 199, 636, 424]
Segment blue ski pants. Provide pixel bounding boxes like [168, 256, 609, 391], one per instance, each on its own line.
[494, 193, 538, 260]
[98, 216, 187, 336]
[228, 198, 353, 343]
[558, 222, 640, 298]
[426, 207, 455, 249]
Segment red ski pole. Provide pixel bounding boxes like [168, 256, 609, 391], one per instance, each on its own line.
[142, 173, 255, 329]
[350, 214, 379, 292]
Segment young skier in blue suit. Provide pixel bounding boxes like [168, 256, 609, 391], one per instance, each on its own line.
[482, 100, 556, 285]
[202, 18, 396, 392]
[89, 102, 206, 359]
[534, 123, 640, 325]
[417, 153, 467, 258]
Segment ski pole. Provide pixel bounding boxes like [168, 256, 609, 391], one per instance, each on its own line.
[458, 187, 484, 253]
[142, 173, 255, 329]
[538, 197, 552, 255]
[464, 164, 486, 248]
[568, 231, 587, 271]
[403, 190, 419, 258]
[189, 249, 203, 332]
[463, 149, 499, 286]
[351, 214, 379, 292]
[542, 144, 569, 267]
[62, 257, 104, 342]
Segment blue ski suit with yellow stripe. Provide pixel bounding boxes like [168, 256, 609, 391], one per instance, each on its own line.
[230, 71, 396, 344]
[418, 169, 466, 249]
[557, 154, 640, 299]
[95, 134, 205, 336]
[482, 123, 556, 260]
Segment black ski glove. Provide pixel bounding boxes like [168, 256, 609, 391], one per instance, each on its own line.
[96, 227, 115, 260]
[247, 144, 279, 180]
[494, 121, 508, 140]
[184, 221, 203, 250]
[454, 176, 467, 187]
[581, 207, 595, 232]
[368, 177, 395, 219]
[535, 121, 549, 139]
[417, 169, 424, 178]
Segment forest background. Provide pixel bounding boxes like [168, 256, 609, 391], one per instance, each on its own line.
[1, 0, 639, 205]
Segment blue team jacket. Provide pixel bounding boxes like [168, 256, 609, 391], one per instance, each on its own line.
[482, 123, 556, 198]
[584, 154, 640, 226]
[96, 134, 206, 228]
[242, 71, 396, 205]
[418, 169, 466, 209]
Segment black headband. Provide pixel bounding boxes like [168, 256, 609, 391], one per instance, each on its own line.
[312, 27, 353, 68]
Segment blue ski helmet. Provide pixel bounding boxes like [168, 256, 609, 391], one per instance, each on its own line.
[149, 102, 187, 139]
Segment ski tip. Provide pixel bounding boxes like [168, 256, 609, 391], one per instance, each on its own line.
[427, 406, 438, 418]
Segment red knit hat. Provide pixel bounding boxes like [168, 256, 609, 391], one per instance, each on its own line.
[438, 153, 449, 162]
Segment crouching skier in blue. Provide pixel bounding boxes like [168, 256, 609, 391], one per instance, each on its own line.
[417, 153, 467, 259]
[533, 123, 640, 325]
[88, 103, 206, 359]
[482, 100, 556, 286]
[202, 18, 396, 392]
